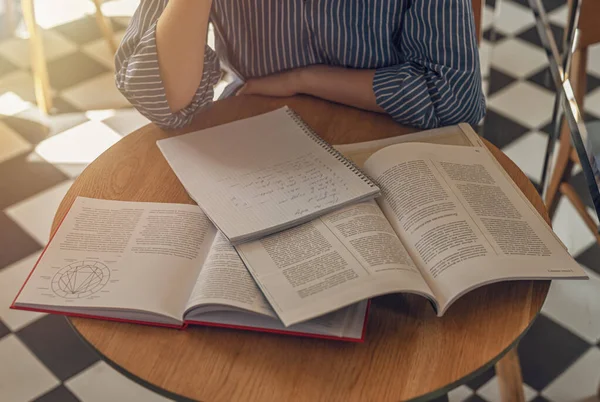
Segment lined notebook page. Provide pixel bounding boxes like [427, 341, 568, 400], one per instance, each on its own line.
[157, 107, 379, 243]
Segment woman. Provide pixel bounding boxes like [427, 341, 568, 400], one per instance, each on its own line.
[116, 0, 485, 130]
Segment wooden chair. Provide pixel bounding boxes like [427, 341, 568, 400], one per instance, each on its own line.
[5, 0, 117, 114]
[543, 0, 600, 243]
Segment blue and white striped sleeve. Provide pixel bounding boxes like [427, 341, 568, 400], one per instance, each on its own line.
[373, 0, 486, 129]
[115, 0, 222, 129]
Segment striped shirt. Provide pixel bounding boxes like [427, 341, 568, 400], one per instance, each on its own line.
[115, 0, 485, 130]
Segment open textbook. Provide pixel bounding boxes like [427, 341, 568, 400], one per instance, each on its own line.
[236, 140, 589, 327]
[11, 197, 368, 341]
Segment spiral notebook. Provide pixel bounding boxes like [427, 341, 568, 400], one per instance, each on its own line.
[157, 106, 381, 244]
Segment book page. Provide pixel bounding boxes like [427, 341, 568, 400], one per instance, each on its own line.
[363, 143, 588, 313]
[236, 201, 433, 327]
[187, 300, 368, 340]
[14, 198, 216, 323]
[184, 231, 276, 318]
[156, 107, 379, 243]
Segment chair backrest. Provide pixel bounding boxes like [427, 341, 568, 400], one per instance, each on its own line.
[472, 0, 484, 44]
[531, 0, 600, 221]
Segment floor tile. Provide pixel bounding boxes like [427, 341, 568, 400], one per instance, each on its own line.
[539, 111, 600, 136]
[0, 320, 9, 340]
[50, 96, 83, 114]
[0, 252, 45, 331]
[517, 314, 591, 391]
[0, 120, 32, 163]
[31, 0, 96, 30]
[526, 67, 555, 92]
[501, 130, 547, 183]
[528, 68, 600, 96]
[542, 347, 600, 402]
[0, 90, 32, 117]
[541, 267, 600, 344]
[100, 108, 150, 136]
[465, 365, 496, 391]
[3, 109, 88, 145]
[511, 0, 565, 13]
[0, 151, 68, 210]
[0, 334, 59, 402]
[517, 23, 564, 52]
[0, 53, 17, 77]
[65, 361, 173, 402]
[588, 45, 600, 79]
[491, 38, 548, 79]
[577, 243, 600, 277]
[482, 29, 506, 43]
[493, 0, 536, 36]
[428, 393, 449, 402]
[54, 15, 118, 46]
[568, 171, 597, 212]
[46, 52, 109, 92]
[0, 213, 42, 269]
[488, 81, 555, 129]
[5, 180, 74, 245]
[488, 68, 517, 97]
[528, 396, 551, 402]
[448, 385, 475, 402]
[464, 395, 487, 402]
[476, 376, 538, 401]
[586, 74, 600, 95]
[61, 72, 131, 111]
[481, 108, 530, 149]
[0, 70, 48, 105]
[0, 29, 77, 69]
[81, 30, 126, 70]
[547, 4, 569, 26]
[99, 0, 140, 20]
[541, 0, 567, 13]
[17, 315, 100, 381]
[552, 196, 599, 257]
[584, 88, 600, 118]
[482, 5, 495, 33]
[480, 40, 493, 78]
[34, 384, 80, 402]
[34, 120, 122, 178]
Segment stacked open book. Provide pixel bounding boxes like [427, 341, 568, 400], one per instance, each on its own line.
[12, 108, 588, 342]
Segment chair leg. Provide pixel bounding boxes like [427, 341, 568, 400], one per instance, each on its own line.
[91, 0, 117, 54]
[495, 348, 526, 402]
[21, 0, 52, 114]
[545, 120, 575, 219]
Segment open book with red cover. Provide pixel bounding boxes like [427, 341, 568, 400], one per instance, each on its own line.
[11, 197, 368, 342]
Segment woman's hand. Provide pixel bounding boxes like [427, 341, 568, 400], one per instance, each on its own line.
[237, 65, 383, 115]
[238, 69, 304, 97]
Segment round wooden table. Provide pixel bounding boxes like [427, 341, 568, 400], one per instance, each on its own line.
[53, 95, 549, 402]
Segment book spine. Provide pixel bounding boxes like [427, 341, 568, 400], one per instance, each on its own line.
[284, 108, 379, 189]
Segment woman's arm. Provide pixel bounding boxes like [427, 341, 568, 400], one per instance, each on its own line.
[115, 0, 221, 129]
[156, 0, 213, 112]
[239, 66, 384, 114]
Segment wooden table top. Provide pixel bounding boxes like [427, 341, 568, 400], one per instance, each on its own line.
[52, 95, 550, 402]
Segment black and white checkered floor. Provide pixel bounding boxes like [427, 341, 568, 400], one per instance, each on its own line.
[0, 0, 599, 401]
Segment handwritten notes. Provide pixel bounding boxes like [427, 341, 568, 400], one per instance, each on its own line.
[156, 107, 379, 242]
[222, 153, 349, 216]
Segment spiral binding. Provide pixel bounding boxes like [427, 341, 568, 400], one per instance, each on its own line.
[284, 108, 378, 188]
